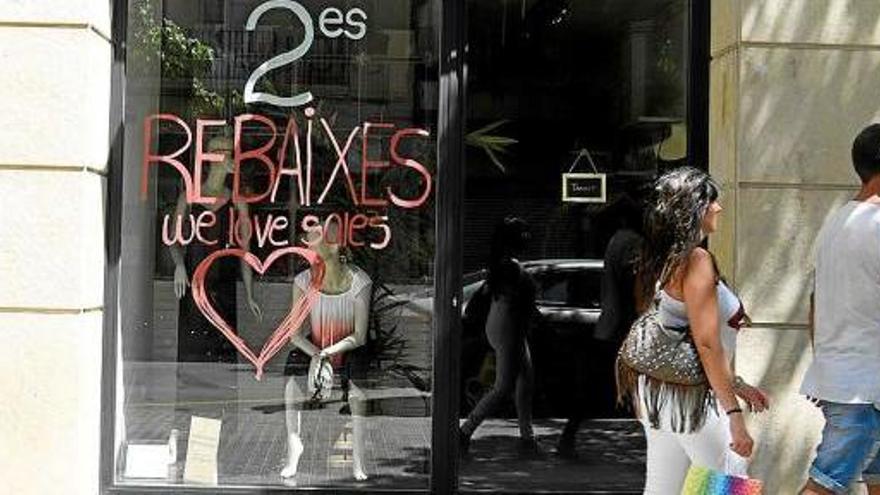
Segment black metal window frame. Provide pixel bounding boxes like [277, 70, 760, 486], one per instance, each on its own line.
[99, 0, 710, 494]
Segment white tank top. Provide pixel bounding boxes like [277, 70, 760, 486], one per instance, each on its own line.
[637, 281, 747, 430]
[658, 281, 747, 359]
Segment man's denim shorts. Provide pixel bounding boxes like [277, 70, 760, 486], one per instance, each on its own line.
[810, 402, 880, 493]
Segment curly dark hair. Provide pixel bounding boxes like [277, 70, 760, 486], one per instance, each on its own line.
[637, 167, 719, 304]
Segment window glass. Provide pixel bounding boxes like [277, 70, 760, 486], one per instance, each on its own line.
[459, 0, 687, 490]
[116, 0, 438, 488]
[535, 270, 602, 308]
[536, 273, 570, 305]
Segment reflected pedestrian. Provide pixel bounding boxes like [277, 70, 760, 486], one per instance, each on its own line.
[556, 196, 644, 458]
[459, 216, 539, 456]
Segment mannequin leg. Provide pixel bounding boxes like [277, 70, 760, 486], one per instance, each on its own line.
[348, 381, 368, 480]
[281, 376, 306, 478]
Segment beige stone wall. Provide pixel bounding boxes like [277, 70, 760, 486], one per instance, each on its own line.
[4, 1, 880, 493]
[0, 2, 111, 494]
[710, 1, 880, 493]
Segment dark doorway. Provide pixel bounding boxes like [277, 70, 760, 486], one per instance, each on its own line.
[458, 0, 696, 491]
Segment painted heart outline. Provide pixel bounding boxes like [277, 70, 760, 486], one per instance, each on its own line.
[191, 247, 325, 380]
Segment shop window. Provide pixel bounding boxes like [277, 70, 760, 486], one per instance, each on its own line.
[114, 0, 438, 489]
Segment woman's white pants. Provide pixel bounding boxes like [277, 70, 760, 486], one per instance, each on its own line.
[640, 410, 735, 494]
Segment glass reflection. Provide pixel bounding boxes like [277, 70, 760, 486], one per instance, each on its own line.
[118, 0, 437, 489]
[460, 0, 688, 491]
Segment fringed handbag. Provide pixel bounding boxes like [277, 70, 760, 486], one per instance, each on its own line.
[616, 286, 713, 433]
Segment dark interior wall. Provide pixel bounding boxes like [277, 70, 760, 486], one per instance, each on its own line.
[463, 0, 687, 272]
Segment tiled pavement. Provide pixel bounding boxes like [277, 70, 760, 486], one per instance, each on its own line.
[460, 419, 645, 493]
[122, 401, 644, 492]
[125, 405, 431, 489]
[124, 375, 433, 489]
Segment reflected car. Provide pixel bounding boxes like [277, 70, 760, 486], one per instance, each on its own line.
[394, 259, 623, 418]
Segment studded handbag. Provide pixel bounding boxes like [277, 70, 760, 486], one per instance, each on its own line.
[616, 288, 713, 433]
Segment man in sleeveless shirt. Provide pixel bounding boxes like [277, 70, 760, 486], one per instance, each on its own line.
[801, 125, 880, 495]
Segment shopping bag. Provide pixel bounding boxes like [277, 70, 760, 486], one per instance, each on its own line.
[307, 356, 334, 402]
[681, 464, 762, 495]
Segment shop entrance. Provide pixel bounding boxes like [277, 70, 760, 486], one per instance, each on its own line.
[458, 0, 695, 491]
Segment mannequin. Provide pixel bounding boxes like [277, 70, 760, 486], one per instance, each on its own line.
[169, 135, 261, 419]
[171, 135, 262, 354]
[281, 224, 372, 481]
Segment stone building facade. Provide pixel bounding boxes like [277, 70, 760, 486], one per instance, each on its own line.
[2, 0, 880, 493]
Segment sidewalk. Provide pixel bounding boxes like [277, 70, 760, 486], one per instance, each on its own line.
[122, 397, 645, 491]
[460, 419, 645, 493]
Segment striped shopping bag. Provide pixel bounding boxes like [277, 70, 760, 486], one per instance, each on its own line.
[681, 465, 763, 495]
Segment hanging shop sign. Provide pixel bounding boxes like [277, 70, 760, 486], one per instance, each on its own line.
[562, 174, 606, 203]
[562, 149, 606, 203]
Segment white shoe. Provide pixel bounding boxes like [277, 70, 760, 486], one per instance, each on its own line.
[280, 464, 297, 479]
[353, 466, 368, 481]
[280, 434, 304, 478]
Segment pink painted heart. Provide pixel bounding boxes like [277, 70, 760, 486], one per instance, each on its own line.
[191, 247, 325, 380]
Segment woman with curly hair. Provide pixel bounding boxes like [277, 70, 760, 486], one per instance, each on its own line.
[623, 167, 770, 493]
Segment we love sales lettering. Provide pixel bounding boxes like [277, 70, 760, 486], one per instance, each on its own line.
[140, 107, 433, 251]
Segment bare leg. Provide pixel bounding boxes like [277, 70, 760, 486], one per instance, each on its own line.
[460, 301, 522, 440]
[515, 342, 534, 440]
[460, 342, 520, 439]
[349, 381, 368, 480]
[281, 376, 305, 478]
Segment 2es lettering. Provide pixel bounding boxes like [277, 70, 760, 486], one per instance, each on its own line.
[245, 0, 367, 107]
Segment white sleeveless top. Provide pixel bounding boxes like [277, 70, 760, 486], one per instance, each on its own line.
[658, 281, 748, 360]
[294, 265, 372, 367]
[637, 281, 747, 430]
